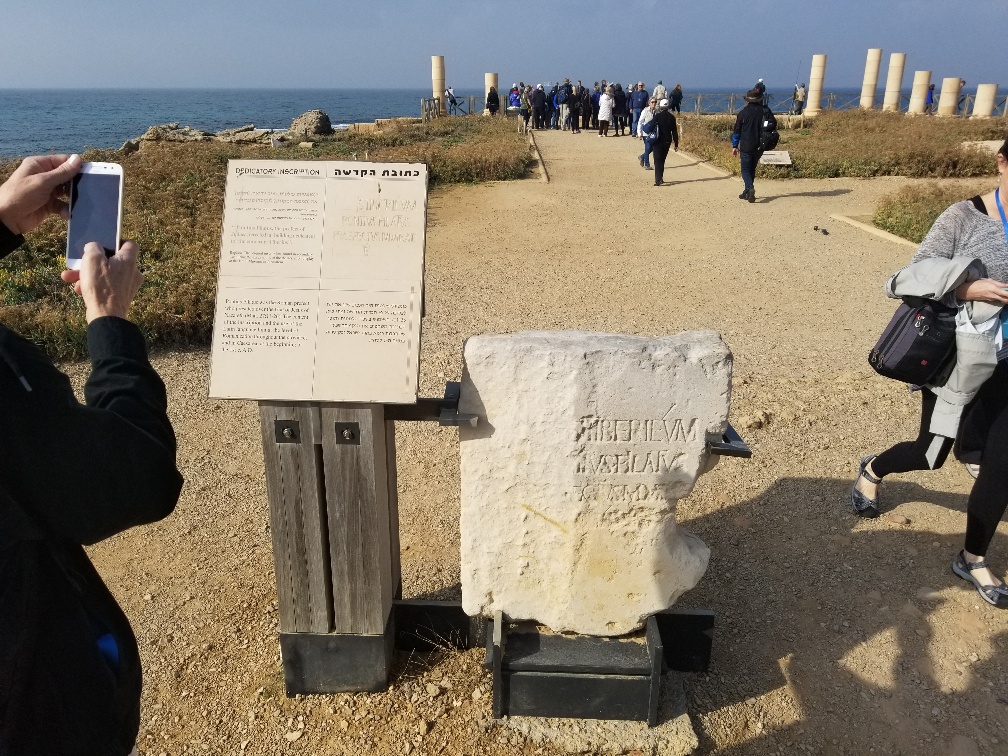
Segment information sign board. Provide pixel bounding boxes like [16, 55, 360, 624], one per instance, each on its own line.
[208, 160, 427, 403]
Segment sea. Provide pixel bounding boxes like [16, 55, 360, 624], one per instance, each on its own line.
[0, 86, 903, 159]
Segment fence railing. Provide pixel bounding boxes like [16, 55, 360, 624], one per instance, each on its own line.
[684, 92, 1007, 117]
[421, 95, 484, 122]
[423, 92, 1008, 120]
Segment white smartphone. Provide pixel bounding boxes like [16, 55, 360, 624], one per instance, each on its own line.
[66, 162, 123, 270]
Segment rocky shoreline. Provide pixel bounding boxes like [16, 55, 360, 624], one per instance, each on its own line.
[121, 108, 423, 152]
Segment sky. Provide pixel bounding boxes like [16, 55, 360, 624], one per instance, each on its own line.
[1, 0, 1005, 91]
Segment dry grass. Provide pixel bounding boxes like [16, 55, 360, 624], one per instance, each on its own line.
[0, 117, 531, 359]
[681, 109, 1006, 179]
[873, 180, 994, 243]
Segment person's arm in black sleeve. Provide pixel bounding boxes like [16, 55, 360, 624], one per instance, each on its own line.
[5, 314, 182, 545]
[9, 241, 182, 544]
[0, 219, 23, 258]
[671, 115, 679, 150]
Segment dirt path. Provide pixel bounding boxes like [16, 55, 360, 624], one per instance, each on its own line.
[82, 129, 1007, 756]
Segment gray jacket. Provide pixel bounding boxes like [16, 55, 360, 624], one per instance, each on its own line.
[886, 256, 1002, 465]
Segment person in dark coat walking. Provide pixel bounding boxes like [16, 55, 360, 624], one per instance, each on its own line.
[581, 85, 593, 131]
[486, 85, 500, 115]
[731, 88, 764, 202]
[613, 84, 628, 135]
[531, 84, 547, 129]
[568, 84, 582, 133]
[641, 98, 679, 186]
[590, 83, 601, 129]
[670, 84, 684, 113]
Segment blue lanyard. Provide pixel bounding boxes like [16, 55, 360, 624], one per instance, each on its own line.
[997, 188, 1008, 242]
[996, 189, 1008, 342]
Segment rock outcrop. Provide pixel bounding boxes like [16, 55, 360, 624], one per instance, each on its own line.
[459, 330, 732, 636]
[139, 123, 213, 143]
[288, 110, 333, 137]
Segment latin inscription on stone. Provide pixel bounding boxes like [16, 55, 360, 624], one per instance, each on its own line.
[459, 331, 733, 636]
[209, 159, 427, 402]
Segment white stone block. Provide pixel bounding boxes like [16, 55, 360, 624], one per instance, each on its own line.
[459, 330, 732, 636]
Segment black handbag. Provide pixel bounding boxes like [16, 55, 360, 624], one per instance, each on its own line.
[868, 296, 958, 385]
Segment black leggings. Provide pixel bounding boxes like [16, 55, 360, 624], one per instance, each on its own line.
[873, 362, 1008, 555]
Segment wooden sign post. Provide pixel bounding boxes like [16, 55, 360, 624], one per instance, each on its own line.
[209, 160, 458, 693]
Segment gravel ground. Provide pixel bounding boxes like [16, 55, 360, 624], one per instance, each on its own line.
[71, 128, 1008, 756]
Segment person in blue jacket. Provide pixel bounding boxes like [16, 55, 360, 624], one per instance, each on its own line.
[591, 83, 602, 130]
[629, 82, 650, 137]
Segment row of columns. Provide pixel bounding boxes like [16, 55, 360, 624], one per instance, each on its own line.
[808, 49, 1000, 117]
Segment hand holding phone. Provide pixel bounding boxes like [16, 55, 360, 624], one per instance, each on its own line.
[60, 241, 144, 323]
[66, 162, 123, 270]
[0, 154, 81, 235]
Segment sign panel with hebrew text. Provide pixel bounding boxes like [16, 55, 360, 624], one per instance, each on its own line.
[209, 159, 427, 403]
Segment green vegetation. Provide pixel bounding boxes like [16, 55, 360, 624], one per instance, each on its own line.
[874, 180, 992, 243]
[0, 116, 532, 359]
[680, 109, 1005, 179]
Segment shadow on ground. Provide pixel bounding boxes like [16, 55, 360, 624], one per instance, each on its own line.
[677, 475, 1006, 755]
[758, 188, 853, 202]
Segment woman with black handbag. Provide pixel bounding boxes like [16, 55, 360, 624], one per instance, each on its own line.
[852, 137, 1008, 609]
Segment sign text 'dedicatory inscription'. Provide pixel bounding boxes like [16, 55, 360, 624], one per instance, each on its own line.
[209, 160, 427, 403]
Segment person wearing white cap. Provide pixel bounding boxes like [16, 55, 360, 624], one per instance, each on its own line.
[640, 98, 678, 185]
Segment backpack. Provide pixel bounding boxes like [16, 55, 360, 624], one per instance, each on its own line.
[759, 105, 779, 151]
[557, 85, 570, 104]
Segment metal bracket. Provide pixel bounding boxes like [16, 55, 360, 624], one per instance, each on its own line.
[333, 422, 361, 445]
[274, 419, 302, 444]
[383, 381, 477, 427]
[487, 611, 682, 726]
[707, 422, 751, 458]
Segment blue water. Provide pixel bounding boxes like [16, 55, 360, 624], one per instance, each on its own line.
[0, 86, 942, 159]
[0, 88, 487, 158]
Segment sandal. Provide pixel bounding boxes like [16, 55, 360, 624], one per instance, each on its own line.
[952, 551, 1008, 608]
[850, 454, 881, 518]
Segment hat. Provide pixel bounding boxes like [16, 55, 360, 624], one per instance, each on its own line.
[744, 88, 763, 103]
[659, 98, 669, 110]
[537, 84, 544, 90]
[563, 78, 570, 84]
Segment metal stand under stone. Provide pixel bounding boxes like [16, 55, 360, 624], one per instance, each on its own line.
[258, 382, 750, 725]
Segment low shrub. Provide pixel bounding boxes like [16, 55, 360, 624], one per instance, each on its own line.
[0, 116, 531, 359]
[874, 180, 993, 243]
[680, 109, 1005, 180]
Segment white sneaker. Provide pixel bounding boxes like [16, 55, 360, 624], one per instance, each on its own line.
[964, 463, 980, 479]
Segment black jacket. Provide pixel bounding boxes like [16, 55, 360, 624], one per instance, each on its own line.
[613, 88, 628, 114]
[733, 102, 763, 153]
[645, 110, 679, 148]
[568, 89, 581, 113]
[0, 226, 183, 755]
[531, 88, 547, 109]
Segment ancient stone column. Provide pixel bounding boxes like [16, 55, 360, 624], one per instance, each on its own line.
[908, 70, 931, 115]
[459, 331, 732, 636]
[860, 48, 882, 109]
[484, 72, 498, 111]
[972, 84, 999, 118]
[937, 77, 963, 117]
[805, 54, 827, 116]
[431, 56, 445, 116]
[882, 52, 906, 112]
